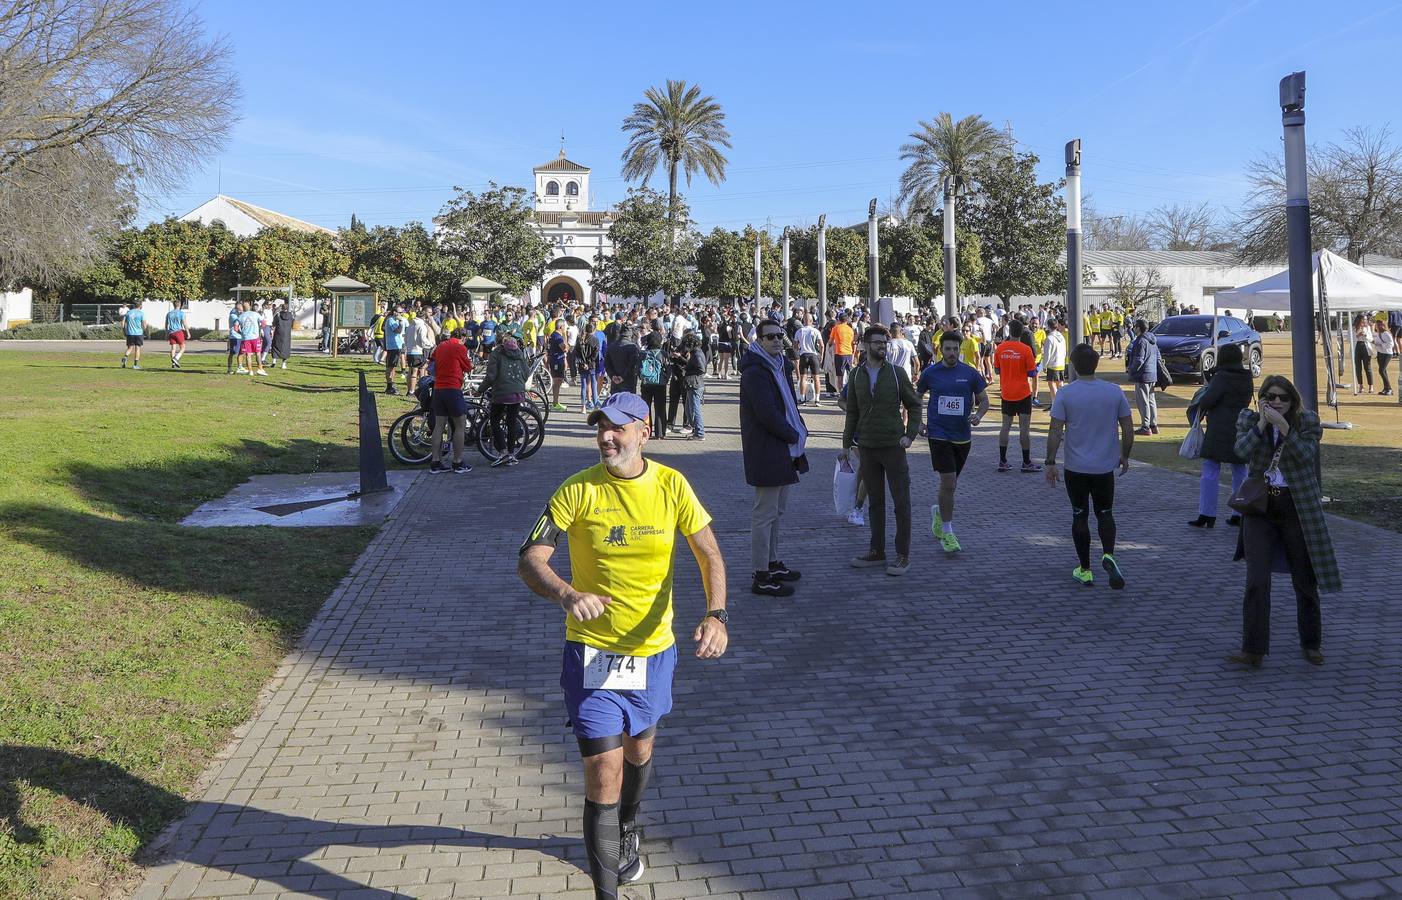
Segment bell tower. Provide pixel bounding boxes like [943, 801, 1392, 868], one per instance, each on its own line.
[533, 145, 591, 212]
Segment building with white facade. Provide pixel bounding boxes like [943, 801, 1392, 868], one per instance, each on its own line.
[178, 195, 334, 238]
[524, 151, 618, 307]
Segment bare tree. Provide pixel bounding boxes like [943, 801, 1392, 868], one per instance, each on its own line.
[1148, 202, 1223, 251]
[0, 0, 239, 287]
[1108, 266, 1171, 320]
[1234, 126, 1402, 264]
[1083, 203, 1152, 251]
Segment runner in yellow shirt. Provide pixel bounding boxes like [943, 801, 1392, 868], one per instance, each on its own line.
[518, 392, 728, 894]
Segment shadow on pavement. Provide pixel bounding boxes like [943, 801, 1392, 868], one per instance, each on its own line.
[0, 745, 575, 899]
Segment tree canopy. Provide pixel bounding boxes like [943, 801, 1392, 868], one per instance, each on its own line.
[957, 151, 1067, 302]
[592, 187, 698, 302]
[435, 184, 552, 294]
[0, 0, 239, 288]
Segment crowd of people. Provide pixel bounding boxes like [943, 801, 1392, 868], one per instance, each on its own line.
[511, 294, 1357, 899]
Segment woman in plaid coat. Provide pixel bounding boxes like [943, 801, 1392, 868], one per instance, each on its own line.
[1230, 375, 1341, 668]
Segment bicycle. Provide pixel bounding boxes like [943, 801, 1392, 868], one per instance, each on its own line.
[475, 402, 545, 464]
[386, 387, 488, 465]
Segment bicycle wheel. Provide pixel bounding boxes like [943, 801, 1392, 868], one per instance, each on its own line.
[392, 410, 453, 465]
[516, 405, 546, 459]
[526, 389, 549, 422]
[476, 405, 542, 462]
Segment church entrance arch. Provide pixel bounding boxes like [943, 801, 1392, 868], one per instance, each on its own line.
[544, 275, 584, 307]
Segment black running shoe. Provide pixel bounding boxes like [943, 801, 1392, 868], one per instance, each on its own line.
[751, 574, 795, 597]
[619, 825, 645, 884]
[428, 461, 448, 474]
[452, 460, 471, 474]
[768, 561, 801, 582]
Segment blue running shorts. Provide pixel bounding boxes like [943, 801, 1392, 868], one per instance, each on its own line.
[561, 642, 676, 740]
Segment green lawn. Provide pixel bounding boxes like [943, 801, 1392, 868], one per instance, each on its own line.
[0, 348, 408, 898]
[1109, 333, 1402, 534]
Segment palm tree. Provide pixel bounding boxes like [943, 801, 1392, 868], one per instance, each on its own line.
[620, 79, 731, 230]
[898, 113, 1012, 215]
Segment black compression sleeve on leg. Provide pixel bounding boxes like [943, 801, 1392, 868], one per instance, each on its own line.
[620, 758, 653, 828]
[1096, 510, 1117, 556]
[583, 799, 621, 900]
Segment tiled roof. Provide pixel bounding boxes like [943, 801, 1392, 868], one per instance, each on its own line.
[533, 153, 590, 173]
[1082, 250, 1242, 267]
[532, 211, 615, 226]
[221, 195, 334, 235]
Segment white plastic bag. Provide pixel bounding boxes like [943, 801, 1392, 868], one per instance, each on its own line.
[833, 458, 858, 516]
[1179, 413, 1205, 459]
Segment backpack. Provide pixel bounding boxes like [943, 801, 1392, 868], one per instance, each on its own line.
[641, 348, 665, 385]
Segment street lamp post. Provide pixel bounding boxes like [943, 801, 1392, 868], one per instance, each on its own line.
[943, 175, 956, 320]
[781, 227, 791, 311]
[1281, 71, 1318, 411]
[868, 199, 880, 311]
[753, 237, 762, 310]
[1065, 139, 1084, 366]
[817, 214, 828, 324]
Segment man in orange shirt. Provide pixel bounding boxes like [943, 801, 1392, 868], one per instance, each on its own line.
[993, 319, 1041, 473]
[829, 310, 856, 390]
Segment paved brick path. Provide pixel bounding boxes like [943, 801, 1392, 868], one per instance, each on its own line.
[136, 378, 1402, 899]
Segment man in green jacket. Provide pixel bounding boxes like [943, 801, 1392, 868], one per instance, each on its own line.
[840, 324, 922, 576]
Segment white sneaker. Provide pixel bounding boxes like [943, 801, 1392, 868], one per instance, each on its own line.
[236, 367, 249, 374]
[280, 362, 287, 369]
[847, 509, 866, 527]
[255, 369, 268, 376]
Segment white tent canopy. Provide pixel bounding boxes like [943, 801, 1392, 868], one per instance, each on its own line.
[1215, 249, 1402, 312]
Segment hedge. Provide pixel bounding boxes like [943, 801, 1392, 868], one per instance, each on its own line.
[0, 323, 217, 341]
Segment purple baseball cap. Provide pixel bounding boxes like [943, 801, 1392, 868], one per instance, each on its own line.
[587, 392, 651, 426]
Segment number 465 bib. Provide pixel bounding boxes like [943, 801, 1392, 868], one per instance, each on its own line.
[582, 646, 648, 690]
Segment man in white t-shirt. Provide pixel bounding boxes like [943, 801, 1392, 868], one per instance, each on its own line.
[794, 315, 824, 404]
[901, 315, 921, 346]
[887, 326, 916, 380]
[565, 318, 581, 385]
[1044, 343, 1134, 590]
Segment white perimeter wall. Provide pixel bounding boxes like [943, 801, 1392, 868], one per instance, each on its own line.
[1, 288, 33, 328]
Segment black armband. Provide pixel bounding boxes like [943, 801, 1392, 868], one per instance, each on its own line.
[519, 508, 564, 555]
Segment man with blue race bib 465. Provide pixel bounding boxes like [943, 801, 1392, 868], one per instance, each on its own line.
[518, 392, 728, 899]
[917, 330, 990, 553]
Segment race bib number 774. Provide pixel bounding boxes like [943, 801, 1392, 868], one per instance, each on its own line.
[582, 647, 648, 690]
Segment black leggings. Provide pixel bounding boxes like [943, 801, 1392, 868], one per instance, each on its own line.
[1376, 352, 1393, 393]
[489, 402, 523, 455]
[640, 383, 667, 436]
[1354, 342, 1374, 388]
[1064, 470, 1116, 568]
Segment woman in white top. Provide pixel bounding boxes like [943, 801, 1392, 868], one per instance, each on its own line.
[1374, 319, 1396, 396]
[1351, 313, 1375, 394]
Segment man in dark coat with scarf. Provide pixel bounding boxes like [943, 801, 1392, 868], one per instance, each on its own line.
[739, 318, 809, 597]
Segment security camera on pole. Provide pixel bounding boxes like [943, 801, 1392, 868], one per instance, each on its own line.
[1065, 139, 1083, 377]
[817, 214, 828, 324]
[943, 175, 956, 320]
[1281, 71, 1319, 412]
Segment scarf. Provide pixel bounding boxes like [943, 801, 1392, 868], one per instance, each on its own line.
[749, 344, 807, 457]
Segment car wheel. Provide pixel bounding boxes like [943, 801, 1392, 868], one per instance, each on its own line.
[1250, 344, 1263, 377]
[1200, 350, 1215, 382]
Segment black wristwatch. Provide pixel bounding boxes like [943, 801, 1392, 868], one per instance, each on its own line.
[704, 609, 729, 626]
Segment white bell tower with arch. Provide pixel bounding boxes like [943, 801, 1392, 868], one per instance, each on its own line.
[533, 148, 590, 212]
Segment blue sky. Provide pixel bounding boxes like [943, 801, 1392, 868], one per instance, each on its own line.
[150, 0, 1402, 234]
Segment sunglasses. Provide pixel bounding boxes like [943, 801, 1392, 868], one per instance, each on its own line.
[1261, 392, 1291, 401]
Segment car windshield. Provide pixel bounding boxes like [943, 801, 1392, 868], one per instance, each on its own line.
[1153, 317, 1213, 338]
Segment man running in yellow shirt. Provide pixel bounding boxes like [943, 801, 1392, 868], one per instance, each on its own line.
[519, 392, 728, 898]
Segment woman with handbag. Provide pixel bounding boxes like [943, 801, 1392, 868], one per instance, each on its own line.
[1187, 343, 1253, 529]
[1229, 375, 1341, 668]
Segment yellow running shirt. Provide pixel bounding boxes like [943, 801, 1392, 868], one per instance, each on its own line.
[960, 336, 979, 366]
[546, 460, 712, 655]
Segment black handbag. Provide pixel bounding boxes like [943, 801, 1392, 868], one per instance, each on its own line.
[1229, 444, 1283, 515]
